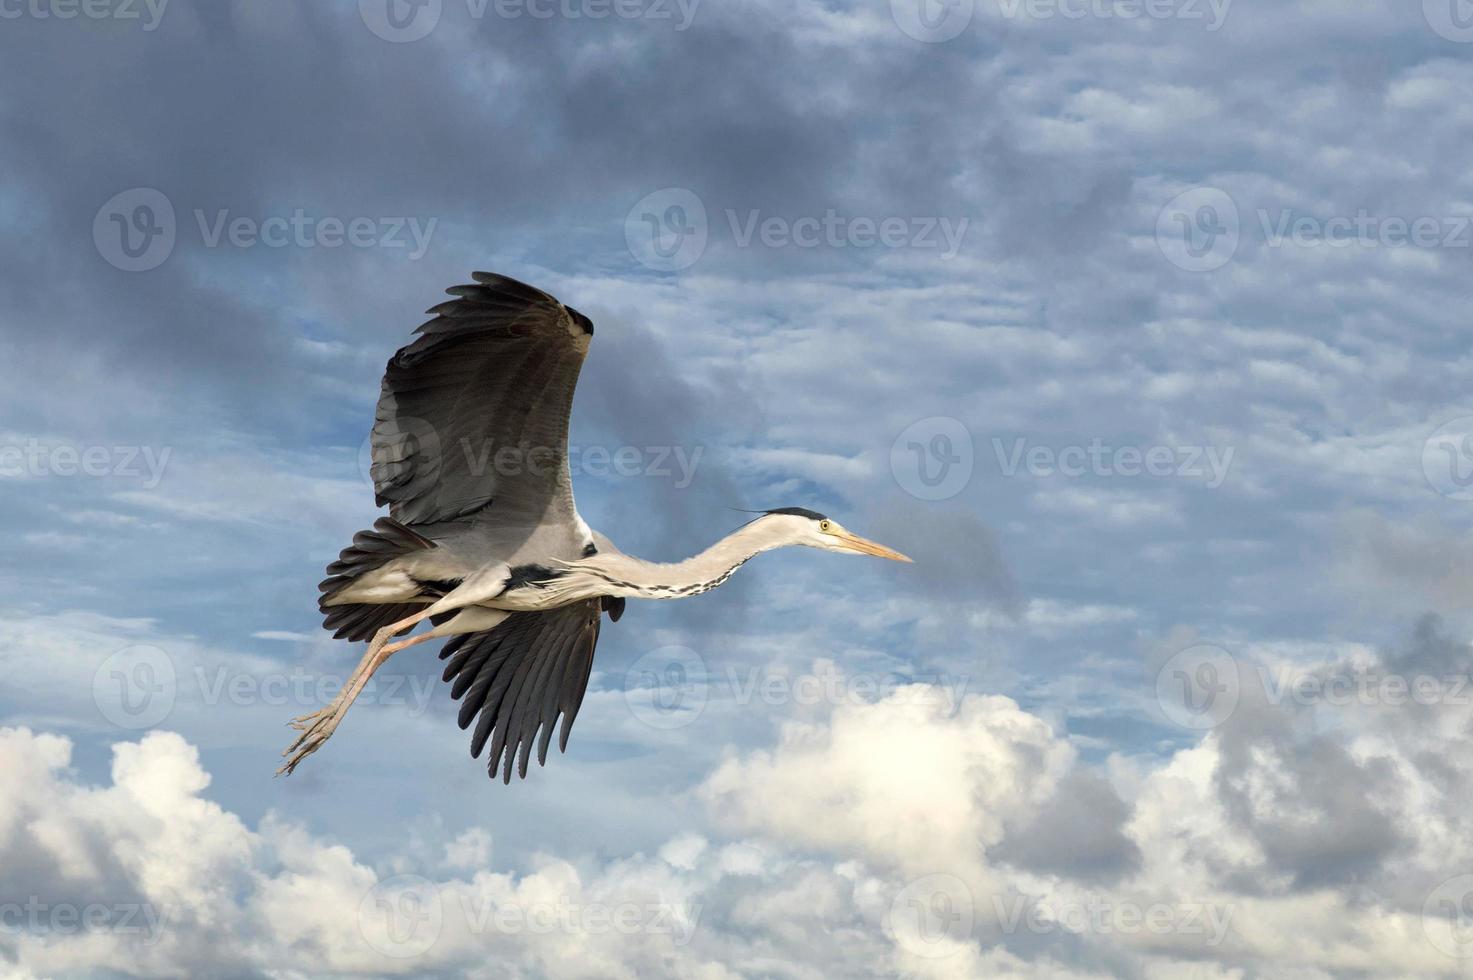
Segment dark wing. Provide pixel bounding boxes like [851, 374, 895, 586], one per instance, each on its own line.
[372, 272, 596, 527]
[438, 598, 611, 783]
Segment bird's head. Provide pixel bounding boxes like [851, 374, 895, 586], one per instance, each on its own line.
[755, 507, 913, 562]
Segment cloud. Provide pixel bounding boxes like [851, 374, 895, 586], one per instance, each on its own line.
[992, 769, 1142, 883]
[1336, 510, 1473, 617]
[698, 686, 1077, 879]
[7, 1, 1473, 976]
[9, 630, 1473, 979]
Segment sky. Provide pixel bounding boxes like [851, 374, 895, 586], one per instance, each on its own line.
[2, 0, 1473, 977]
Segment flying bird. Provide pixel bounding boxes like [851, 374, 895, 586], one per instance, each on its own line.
[280, 272, 911, 782]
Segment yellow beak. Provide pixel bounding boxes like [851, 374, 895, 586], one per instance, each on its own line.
[833, 530, 913, 563]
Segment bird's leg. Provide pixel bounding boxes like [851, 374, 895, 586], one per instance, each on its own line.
[379, 631, 441, 658]
[276, 608, 433, 776]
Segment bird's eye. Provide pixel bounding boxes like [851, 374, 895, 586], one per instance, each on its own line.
[819, 520, 831, 532]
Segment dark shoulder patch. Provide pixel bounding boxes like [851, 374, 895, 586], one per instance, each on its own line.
[504, 564, 567, 591]
[415, 578, 463, 597]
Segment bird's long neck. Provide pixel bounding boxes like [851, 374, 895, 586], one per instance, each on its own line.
[574, 520, 787, 599]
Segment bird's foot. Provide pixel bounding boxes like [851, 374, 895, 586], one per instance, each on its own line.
[276, 706, 341, 776]
[274, 614, 428, 777]
[287, 706, 333, 732]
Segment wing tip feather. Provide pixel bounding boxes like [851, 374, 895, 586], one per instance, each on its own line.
[435, 601, 606, 784]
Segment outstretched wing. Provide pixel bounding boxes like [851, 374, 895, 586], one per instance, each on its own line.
[371, 272, 596, 528]
[439, 598, 620, 783]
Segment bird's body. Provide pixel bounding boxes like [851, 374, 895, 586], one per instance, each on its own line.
[280, 272, 910, 782]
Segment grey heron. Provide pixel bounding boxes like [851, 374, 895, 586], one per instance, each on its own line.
[280, 272, 911, 782]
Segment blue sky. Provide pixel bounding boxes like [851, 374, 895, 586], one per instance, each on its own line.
[4, 1, 1473, 976]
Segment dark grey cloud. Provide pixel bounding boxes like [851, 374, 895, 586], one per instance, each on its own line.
[865, 500, 1021, 611]
[1385, 612, 1473, 677]
[994, 769, 1141, 883]
[1212, 663, 1407, 892]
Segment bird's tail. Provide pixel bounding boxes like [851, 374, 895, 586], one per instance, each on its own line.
[318, 517, 436, 641]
